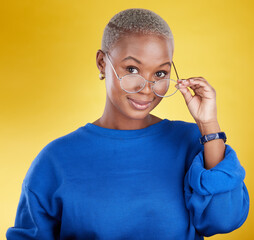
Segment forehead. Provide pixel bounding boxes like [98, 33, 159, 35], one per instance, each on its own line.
[109, 33, 173, 62]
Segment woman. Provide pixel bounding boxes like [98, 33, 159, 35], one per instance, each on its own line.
[6, 8, 249, 240]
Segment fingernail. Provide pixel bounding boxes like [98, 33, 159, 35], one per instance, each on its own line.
[179, 83, 182, 87]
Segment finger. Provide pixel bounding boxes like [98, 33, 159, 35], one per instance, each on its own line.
[180, 79, 212, 91]
[178, 83, 194, 104]
[175, 81, 199, 90]
[177, 80, 210, 95]
[189, 77, 213, 88]
[178, 77, 210, 86]
[188, 81, 216, 99]
[178, 77, 207, 82]
[190, 87, 207, 98]
[187, 77, 207, 83]
[188, 84, 210, 92]
[188, 84, 202, 90]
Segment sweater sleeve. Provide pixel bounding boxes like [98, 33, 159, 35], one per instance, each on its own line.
[6, 141, 63, 240]
[6, 182, 60, 240]
[184, 127, 250, 237]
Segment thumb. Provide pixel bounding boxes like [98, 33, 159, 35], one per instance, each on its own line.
[176, 84, 193, 104]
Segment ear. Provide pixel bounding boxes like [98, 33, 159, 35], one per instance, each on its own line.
[96, 50, 106, 74]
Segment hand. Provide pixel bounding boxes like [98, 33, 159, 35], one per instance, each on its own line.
[175, 77, 218, 125]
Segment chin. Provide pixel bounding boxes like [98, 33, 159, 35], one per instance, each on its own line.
[125, 99, 158, 119]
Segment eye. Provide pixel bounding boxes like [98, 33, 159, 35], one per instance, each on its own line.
[126, 66, 139, 74]
[156, 71, 168, 78]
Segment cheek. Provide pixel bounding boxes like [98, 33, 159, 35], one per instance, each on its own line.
[151, 96, 163, 109]
[105, 75, 126, 102]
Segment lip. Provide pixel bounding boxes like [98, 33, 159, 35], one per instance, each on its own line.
[127, 97, 153, 105]
[127, 97, 153, 110]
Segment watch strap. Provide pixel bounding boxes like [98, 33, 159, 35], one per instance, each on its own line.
[199, 132, 227, 145]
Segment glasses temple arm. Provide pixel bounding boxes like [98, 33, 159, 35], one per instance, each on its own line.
[172, 61, 179, 80]
[105, 52, 121, 80]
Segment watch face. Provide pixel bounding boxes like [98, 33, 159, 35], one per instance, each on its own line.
[207, 133, 218, 141]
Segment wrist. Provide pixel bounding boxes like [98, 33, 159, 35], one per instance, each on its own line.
[197, 120, 221, 136]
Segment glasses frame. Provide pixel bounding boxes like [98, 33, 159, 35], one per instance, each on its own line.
[104, 51, 180, 97]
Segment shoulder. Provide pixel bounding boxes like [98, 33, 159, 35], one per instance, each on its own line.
[23, 126, 85, 190]
[169, 120, 204, 170]
[171, 120, 204, 172]
[169, 119, 202, 140]
[32, 126, 84, 162]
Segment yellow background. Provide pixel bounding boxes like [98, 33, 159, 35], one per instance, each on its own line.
[1, 0, 253, 239]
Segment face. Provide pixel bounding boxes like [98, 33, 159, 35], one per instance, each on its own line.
[96, 33, 174, 122]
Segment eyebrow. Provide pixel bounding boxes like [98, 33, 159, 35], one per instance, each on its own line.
[121, 56, 171, 67]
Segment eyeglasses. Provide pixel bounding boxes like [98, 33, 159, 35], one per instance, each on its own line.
[104, 51, 180, 97]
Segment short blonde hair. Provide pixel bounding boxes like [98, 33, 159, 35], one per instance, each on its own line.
[101, 8, 174, 53]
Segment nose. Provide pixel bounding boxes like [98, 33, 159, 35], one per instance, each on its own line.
[139, 79, 154, 95]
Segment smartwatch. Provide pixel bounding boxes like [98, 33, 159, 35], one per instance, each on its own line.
[199, 132, 227, 145]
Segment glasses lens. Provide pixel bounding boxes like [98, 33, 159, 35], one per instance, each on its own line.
[153, 79, 178, 97]
[120, 74, 178, 97]
[120, 74, 145, 93]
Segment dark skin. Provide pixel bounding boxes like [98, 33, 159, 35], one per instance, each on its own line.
[94, 33, 173, 130]
[94, 32, 226, 170]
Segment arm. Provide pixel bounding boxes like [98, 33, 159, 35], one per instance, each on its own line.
[197, 120, 225, 170]
[184, 141, 250, 236]
[175, 67, 250, 237]
[6, 182, 60, 240]
[183, 123, 250, 236]
[6, 142, 63, 239]
[176, 77, 231, 170]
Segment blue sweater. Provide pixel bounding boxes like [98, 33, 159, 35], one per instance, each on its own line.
[6, 119, 249, 240]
